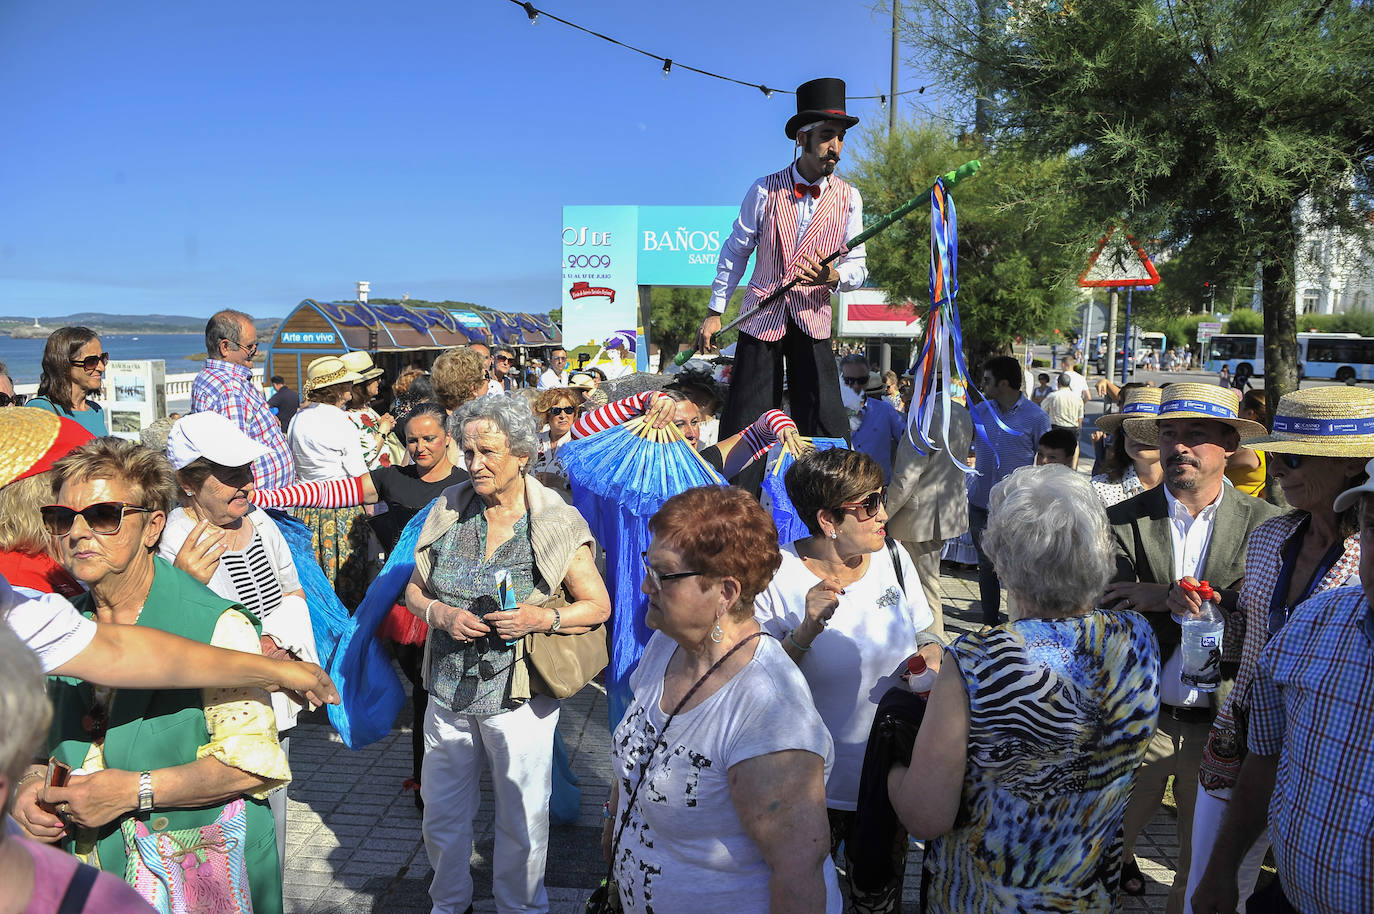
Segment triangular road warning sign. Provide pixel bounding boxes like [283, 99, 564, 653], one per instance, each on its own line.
[1078, 225, 1160, 288]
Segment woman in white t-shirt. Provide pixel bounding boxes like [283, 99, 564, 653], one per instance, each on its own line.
[754, 447, 942, 911]
[286, 356, 370, 607]
[606, 486, 840, 914]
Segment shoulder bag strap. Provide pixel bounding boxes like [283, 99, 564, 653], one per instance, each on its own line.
[57, 862, 99, 914]
[605, 630, 765, 867]
[886, 537, 905, 596]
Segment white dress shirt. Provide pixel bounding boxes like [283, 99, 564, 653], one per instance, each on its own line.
[709, 163, 866, 313]
[1161, 485, 1223, 707]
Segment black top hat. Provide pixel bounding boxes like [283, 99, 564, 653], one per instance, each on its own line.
[785, 77, 860, 140]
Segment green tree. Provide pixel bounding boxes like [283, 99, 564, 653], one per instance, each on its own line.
[646, 287, 743, 370]
[846, 122, 1094, 364]
[900, 0, 1374, 412]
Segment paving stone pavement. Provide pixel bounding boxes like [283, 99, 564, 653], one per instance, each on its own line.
[281, 557, 1179, 913]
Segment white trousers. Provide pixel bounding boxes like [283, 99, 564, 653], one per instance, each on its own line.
[1183, 788, 1270, 914]
[421, 695, 560, 914]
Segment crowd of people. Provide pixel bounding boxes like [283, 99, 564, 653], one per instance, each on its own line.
[2, 308, 1371, 914]
[2, 81, 1370, 914]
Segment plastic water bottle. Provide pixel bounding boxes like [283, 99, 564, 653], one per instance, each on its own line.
[903, 654, 937, 698]
[1179, 582, 1224, 692]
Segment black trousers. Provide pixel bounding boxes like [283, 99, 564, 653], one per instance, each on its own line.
[721, 313, 850, 492]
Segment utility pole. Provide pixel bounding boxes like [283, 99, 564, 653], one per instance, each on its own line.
[880, 0, 900, 375]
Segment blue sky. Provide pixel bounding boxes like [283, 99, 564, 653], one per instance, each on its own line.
[1, 0, 947, 320]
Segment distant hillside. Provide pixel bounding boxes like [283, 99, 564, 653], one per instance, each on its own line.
[0, 313, 283, 338]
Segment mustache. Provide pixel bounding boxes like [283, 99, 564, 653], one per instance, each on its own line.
[1167, 455, 1200, 468]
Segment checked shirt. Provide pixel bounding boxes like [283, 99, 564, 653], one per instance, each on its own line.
[1247, 584, 1374, 914]
[191, 359, 295, 489]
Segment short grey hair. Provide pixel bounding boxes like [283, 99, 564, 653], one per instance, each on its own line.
[983, 464, 1113, 617]
[204, 309, 253, 356]
[1058, 372, 1073, 387]
[0, 622, 51, 795]
[450, 393, 538, 458]
[840, 353, 869, 369]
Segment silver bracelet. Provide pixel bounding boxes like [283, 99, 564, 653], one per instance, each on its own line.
[424, 598, 439, 625]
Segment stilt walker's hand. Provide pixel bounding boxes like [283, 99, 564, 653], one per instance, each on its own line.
[696, 314, 722, 353]
[795, 253, 837, 287]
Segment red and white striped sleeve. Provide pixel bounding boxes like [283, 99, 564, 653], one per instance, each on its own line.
[738, 409, 797, 464]
[571, 391, 663, 439]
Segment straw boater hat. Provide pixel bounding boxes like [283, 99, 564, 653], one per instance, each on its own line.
[1095, 385, 1163, 435]
[1236, 387, 1374, 457]
[304, 356, 365, 395]
[1123, 382, 1268, 445]
[339, 350, 384, 383]
[0, 407, 96, 489]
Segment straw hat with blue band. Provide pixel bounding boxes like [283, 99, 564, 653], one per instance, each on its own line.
[1237, 386, 1374, 457]
[1123, 382, 1267, 446]
[1095, 386, 1163, 435]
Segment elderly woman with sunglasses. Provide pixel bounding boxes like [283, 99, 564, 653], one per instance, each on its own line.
[529, 387, 580, 491]
[1188, 387, 1374, 913]
[28, 326, 109, 437]
[403, 393, 610, 914]
[753, 447, 941, 911]
[155, 411, 318, 874]
[605, 485, 839, 914]
[27, 438, 288, 912]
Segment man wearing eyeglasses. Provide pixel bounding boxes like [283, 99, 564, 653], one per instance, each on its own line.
[190, 310, 295, 489]
[0, 361, 20, 407]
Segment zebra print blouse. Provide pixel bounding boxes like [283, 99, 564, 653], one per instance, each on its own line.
[924, 610, 1160, 913]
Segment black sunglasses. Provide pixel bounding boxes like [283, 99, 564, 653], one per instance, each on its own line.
[842, 375, 868, 387]
[70, 353, 110, 371]
[834, 489, 886, 520]
[223, 340, 259, 358]
[41, 502, 152, 536]
[1277, 453, 1302, 470]
[548, 405, 577, 417]
[0, 392, 26, 407]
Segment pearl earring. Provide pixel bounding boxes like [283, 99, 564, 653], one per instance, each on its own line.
[710, 621, 724, 643]
[827, 530, 837, 540]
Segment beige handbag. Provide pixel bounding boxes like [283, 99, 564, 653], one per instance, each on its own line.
[524, 588, 609, 699]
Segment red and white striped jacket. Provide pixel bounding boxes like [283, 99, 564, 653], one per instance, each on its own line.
[738, 167, 854, 341]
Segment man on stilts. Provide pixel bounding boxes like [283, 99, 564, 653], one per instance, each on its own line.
[696, 77, 866, 487]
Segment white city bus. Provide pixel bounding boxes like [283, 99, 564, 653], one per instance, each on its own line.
[1206, 332, 1373, 382]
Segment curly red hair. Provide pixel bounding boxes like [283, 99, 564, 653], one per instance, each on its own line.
[649, 486, 781, 617]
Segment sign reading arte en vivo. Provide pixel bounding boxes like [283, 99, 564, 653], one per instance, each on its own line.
[560, 205, 735, 370]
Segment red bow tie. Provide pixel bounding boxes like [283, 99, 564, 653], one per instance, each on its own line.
[794, 182, 821, 200]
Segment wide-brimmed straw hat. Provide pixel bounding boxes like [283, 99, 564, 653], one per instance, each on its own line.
[339, 350, 384, 382]
[1096, 386, 1162, 435]
[0, 407, 96, 489]
[1238, 387, 1374, 457]
[1124, 382, 1267, 445]
[304, 356, 365, 394]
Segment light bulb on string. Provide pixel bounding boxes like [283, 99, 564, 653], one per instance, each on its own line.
[662, 59, 672, 80]
[879, 94, 887, 109]
[523, 2, 539, 24]
[759, 85, 774, 98]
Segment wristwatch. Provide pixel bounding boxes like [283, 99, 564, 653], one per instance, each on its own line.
[549, 608, 562, 633]
[137, 770, 154, 813]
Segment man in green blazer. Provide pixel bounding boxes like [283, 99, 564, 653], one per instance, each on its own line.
[1100, 382, 1281, 913]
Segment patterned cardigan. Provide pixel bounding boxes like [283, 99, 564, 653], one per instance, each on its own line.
[1198, 510, 1360, 792]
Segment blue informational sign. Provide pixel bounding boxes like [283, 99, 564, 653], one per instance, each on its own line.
[561, 205, 735, 372]
[636, 206, 738, 287]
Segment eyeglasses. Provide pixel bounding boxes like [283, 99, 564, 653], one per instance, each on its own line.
[548, 405, 577, 416]
[41, 502, 153, 536]
[640, 551, 704, 589]
[834, 489, 886, 520]
[842, 375, 868, 387]
[0, 392, 25, 407]
[1277, 453, 1303, 470]
[495, 354, 514, 363]
[223, 340, 259, 358]
[70, 353, 110, 371]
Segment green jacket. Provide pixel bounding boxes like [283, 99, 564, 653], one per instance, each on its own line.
[47, 556, 283, 913]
